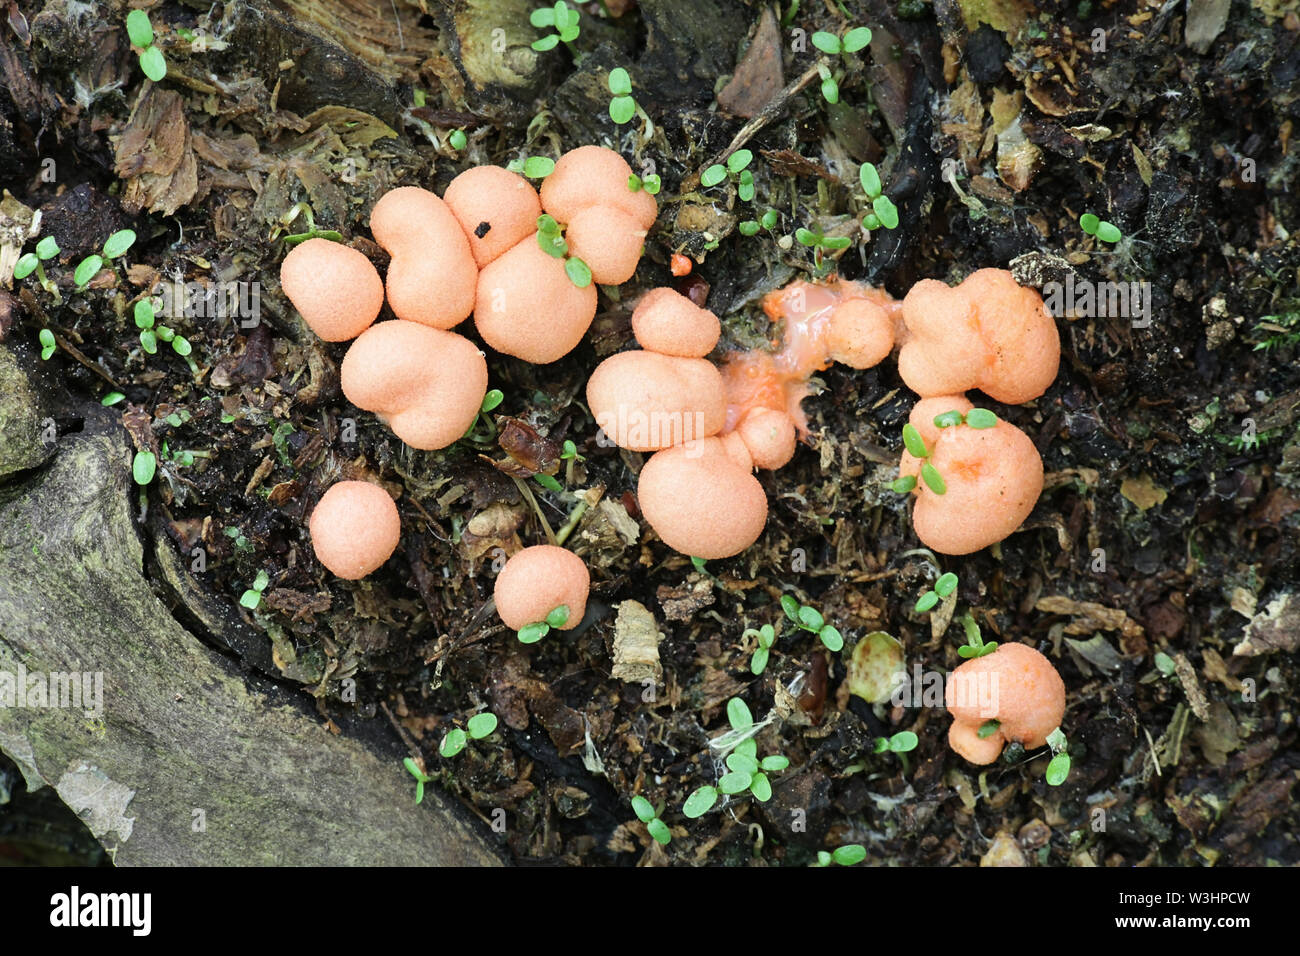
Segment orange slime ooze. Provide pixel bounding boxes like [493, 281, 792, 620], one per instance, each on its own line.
[722, 278, 899, 435]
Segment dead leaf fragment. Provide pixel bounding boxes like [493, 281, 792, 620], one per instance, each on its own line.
[112, 87, 198, 217]
[1120, 474, 1167, 510]
[1234, 594, 1300, 657]
[716, 6, 783, 118]
[1036, 596, 1145, 639]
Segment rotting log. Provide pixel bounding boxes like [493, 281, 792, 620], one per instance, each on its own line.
[0, 348, 503, 866]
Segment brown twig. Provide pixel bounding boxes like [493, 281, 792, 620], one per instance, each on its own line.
[701, 61, 825, 174]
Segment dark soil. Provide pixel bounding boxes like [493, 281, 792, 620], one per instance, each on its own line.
[2, 0, 1298, 866]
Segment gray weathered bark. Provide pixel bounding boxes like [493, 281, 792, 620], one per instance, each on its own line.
[0, 347, 503, 866]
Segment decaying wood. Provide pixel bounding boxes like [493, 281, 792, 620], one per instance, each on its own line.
[0, 360, 502, 865]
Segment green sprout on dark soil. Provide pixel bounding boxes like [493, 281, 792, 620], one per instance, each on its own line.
[29, 227, 138, 296]
[1045, 726, 1070, 786]
[1079, 212, 1122, 244]
[957, 613, 997, 659]
[1153, 650, 1176, 677]
[795, 226, 852, 270]
[1249, 309, 1300, 352]
[277, 202, 342, 245]
[560, 439, 584, 484]
[858, 162, 899, 231]
[700, 149, 756, 203]
[126, 9, 167, 82]
[873, 730, 919, 754]
[738, 208, 779, 237]
[813, 844, 868, 866]
[744, 622, 779, 675]
[239, 569, 270, 610]
[134, 298, 193, 363]
[403, 758, 434, 805]
[606, 68, 639, 125]
[132, 449, 157, 485]
[682, 698, 790, 817]
[533, 472, 563, 492]
[13, 235, 61, 299]
[463, 388, 504, 442]
[448, 128, 467, 151]
[38, 328, 57, 361]
[630, 796, 672, 845]
[517, 604, 570, 644]
[530, 1, 580, 51]
[440, 712, 499, 757]
[915, 571, 959, 613]
[224, 524, 252, 553]
[810, 26, 873, 104]
[780, 593, 843, 651]
[101, 391, 126, 406]
[627, 172, 661, 195]
[535, 214, 592, 289]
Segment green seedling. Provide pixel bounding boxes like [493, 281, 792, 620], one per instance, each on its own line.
[38, 328, 57, 361]
[73, 255, 103, 289]
[630, 796, 672, 845]
[1250, 309, 1300, 352]
[813, 844, 868, 866]
[14, 235, 61, 299]
[277, 202, 343, 245]
[956, 613, 997, 659]
[914, 571, 958, 613]
[1153, 651, 1176, 677]
[810, 26, 873, 104]
[560, 439, 584, 484]
[739, 208, 779, 236]
[533, 473, 563, 492]
[890, 421, 948, 495]
[126, 9, 167, 82]
[224, 525, 251, 553]
[239, 569, 270, 610]
[682, 698, 790, 817]
[1079, 212, 1122, 243]
[508, 155, 556, 178]
[744, 622, 779, 675]
[700, 149, 756, 203]
[403, 758, 434, 805]
[448, 129, 467, 151]
[132, 449, 156, 485]
[530, 1, 580, 51]
[517, 604, 570, 644]
[627, 172, 662, 195]
[440, 712, 499, 757]
[607, 68, 639, 125]
[101, 391, 126, 406]
[795, 226, 852, 269]
[103, 229, 136, 259]
[534, 214, 591, 288]
[463, 388, 504, 443]
[873, 730, 918, 754]
[1044, 726, 1070, 786]
[780, 593, 842, 651]
[858, 163, 899, 231]
[133, 298, 192, 359]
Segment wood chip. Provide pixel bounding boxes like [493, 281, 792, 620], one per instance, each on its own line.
[610, 600, 663, 685]
[1036, 595, 1144, 639]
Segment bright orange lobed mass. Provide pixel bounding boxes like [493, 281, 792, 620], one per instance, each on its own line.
[945, 642, 1066, 763]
